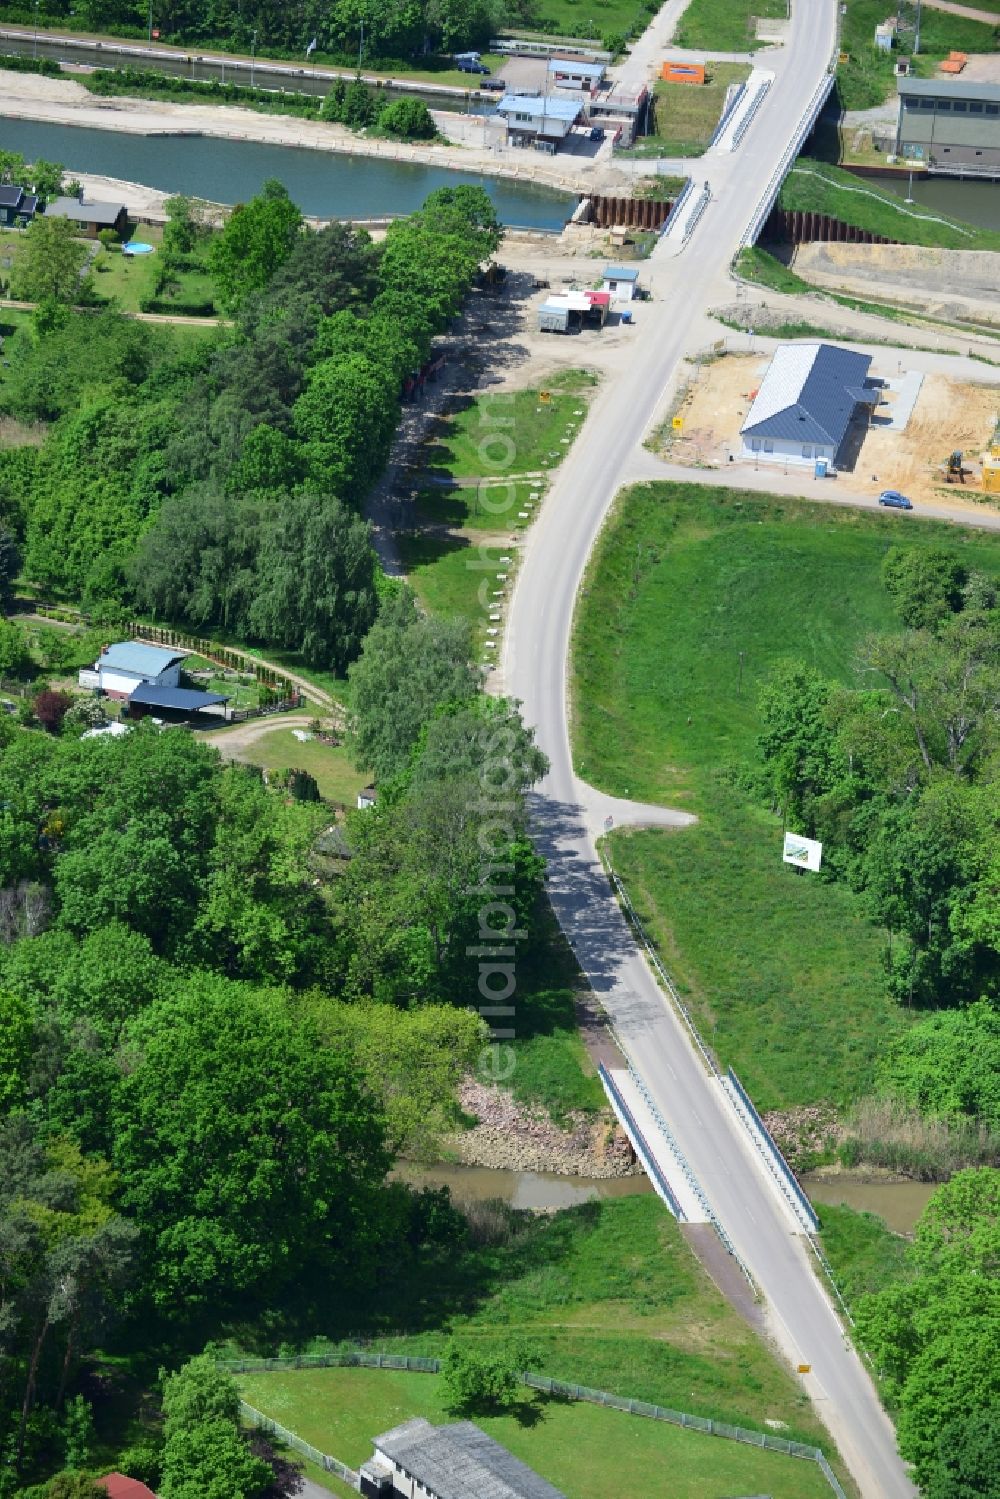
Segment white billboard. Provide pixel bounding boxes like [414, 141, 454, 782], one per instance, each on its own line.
[783, 831, 823, 873]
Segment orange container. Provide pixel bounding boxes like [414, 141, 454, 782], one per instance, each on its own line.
[661, 61, 705, 85]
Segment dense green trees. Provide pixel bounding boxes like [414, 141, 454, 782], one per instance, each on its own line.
[206, 178, 303, 312]
[855, 1170, 1000, 1487]
[10, 218, 91, 307]
[2, 183, 500, 670]
[756, 551, 1000, 1008]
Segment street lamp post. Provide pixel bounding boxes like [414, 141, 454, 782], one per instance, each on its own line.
[33, 0, 39, 60]
[250, 28, 257, 89]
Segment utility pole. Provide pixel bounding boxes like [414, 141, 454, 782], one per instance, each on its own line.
[358, 18, 364, 72]
[148, 0, 152, 44]
[33, 0, 39, 60]
[250, 28, 257, 89]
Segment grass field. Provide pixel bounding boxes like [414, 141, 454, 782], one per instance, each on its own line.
[638, 64, 750, 157]
[423, 380, 593, 481]
[236, 727, 369, 806]
[779, 159, 1000, 252]
[236, 1364, 834, 1499]
[94, 227, 218, 315]
[401, 375, 595, 638]
[674, 0, 788, 51]
[235, 1194, 837, 1457]
[572, 483, 1000, 1107]
[838, 0, 1000, 109]
[527, 0, 658, 42]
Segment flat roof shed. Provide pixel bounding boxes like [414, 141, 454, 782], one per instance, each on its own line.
[371, 1418, 566, 1499]
[127, 684, 229, 717]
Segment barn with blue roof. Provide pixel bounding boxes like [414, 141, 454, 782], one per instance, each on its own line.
[740, 342, 877, 470]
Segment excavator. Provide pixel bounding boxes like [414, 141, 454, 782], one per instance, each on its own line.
[943, 449, 966, 484]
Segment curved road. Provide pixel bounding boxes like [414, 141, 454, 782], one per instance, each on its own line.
[502, 4, 916, 1497]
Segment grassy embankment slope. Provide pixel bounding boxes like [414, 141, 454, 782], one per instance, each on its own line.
[573, 483, 1000, 1110]
[236, 1195, 841, 1499]
[628, 63, 751, 158]
[838, 0, 999, 110]
[778, 159, 1000, 253]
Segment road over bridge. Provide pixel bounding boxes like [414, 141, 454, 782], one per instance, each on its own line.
[502, 4, 918, 1496]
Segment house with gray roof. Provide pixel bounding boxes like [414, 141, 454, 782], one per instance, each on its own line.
[739, 342, 876, 470]
[895, 76, 1000, 172]
[360, 1418, 566, 1499]
[44, 196, 128, 238]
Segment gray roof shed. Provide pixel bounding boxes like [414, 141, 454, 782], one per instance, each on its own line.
[372, 1418, 566, 1499]
[740, 342, 876, 447]
[44, 196, 127, 226]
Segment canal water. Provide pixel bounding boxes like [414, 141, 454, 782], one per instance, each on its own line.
[0, 115, 575, 227]
[801, 1175, 934, 1235]
[862, 169, 1000, 234]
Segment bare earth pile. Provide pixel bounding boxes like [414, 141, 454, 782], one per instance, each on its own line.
[452, 1077, 639, 1178]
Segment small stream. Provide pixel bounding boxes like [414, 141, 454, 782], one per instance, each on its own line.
[399, 1162, 935, 1231]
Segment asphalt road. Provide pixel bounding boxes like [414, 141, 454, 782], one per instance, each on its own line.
[502, 4, 918, 1496]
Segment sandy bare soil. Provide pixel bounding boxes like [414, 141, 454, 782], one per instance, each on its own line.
[793, 243, 1000, 330]
[672, 351, 1000, 506]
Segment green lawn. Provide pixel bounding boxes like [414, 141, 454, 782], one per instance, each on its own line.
[423, 379, 593, 481]
[237, 1365, 833, 1499]
[674, 0, 789, 51]
[397, 530, 491, 636]
[637, 64, 750, 158]
[233, 1193, 837, 1458]
[734, 245, 812, 295]
[413, 479, 544, 533]
[523, 0, 658, 42]
[233, 727, 369, 806]
[572, 483, 1000, 1107]
[92, 222, 219, 314]
[818, 1202, 913, 1310]
[779, 158, 1000, 252]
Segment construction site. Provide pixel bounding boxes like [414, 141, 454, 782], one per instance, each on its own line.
[670, 348, 1000, 506]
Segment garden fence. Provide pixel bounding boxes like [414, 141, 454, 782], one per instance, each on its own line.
[240, 1400, 359, 1489]
[224, 1352, 847, 1496]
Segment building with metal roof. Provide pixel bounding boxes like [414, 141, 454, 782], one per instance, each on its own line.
[548, 56, 605, 89]
[361, 1418, 566, 1499]
[895, 76, 1000, 171]
[81, 641, 187, 699]
[602, 264, 641, 302]
[739, 343, 876, 469]
[127, 683, 229, 717]
[497, 93, 582, 151]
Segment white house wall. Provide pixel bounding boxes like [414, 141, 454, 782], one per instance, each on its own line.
[740, 437, 834, 466]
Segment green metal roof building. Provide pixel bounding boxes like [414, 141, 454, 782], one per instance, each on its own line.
[895, 76, 1000, 174]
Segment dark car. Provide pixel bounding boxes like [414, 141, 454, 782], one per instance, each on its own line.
[481, 75, 505, 90]
[457, 58, 490, 74]
[589, 125, 605, 141]
[878, 489, 913, 510]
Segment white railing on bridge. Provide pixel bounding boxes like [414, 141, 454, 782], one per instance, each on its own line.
[738, 69, 835, 249]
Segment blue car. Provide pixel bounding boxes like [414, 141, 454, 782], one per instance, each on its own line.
[878, 489, 913, 510]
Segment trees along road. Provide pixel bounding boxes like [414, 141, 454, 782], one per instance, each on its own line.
[502, 4, 918, 1496]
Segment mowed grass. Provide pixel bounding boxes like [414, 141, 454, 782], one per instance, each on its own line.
[572, 483, 1000, 1106]
[236, 1365, 833, 1499]
[93, 222, 219, 314]
[233, 727, 369, 806]
[423, 382, 593, 480]
[413, 479, 545, 533]
[643, 64, 751, 157]
[397, 531, 494, 636]
[526, 0, 658, 41]
[780, 159, 1000, 252]
[235, 1195, 837, 1459]
[674, 0, 788, 51]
